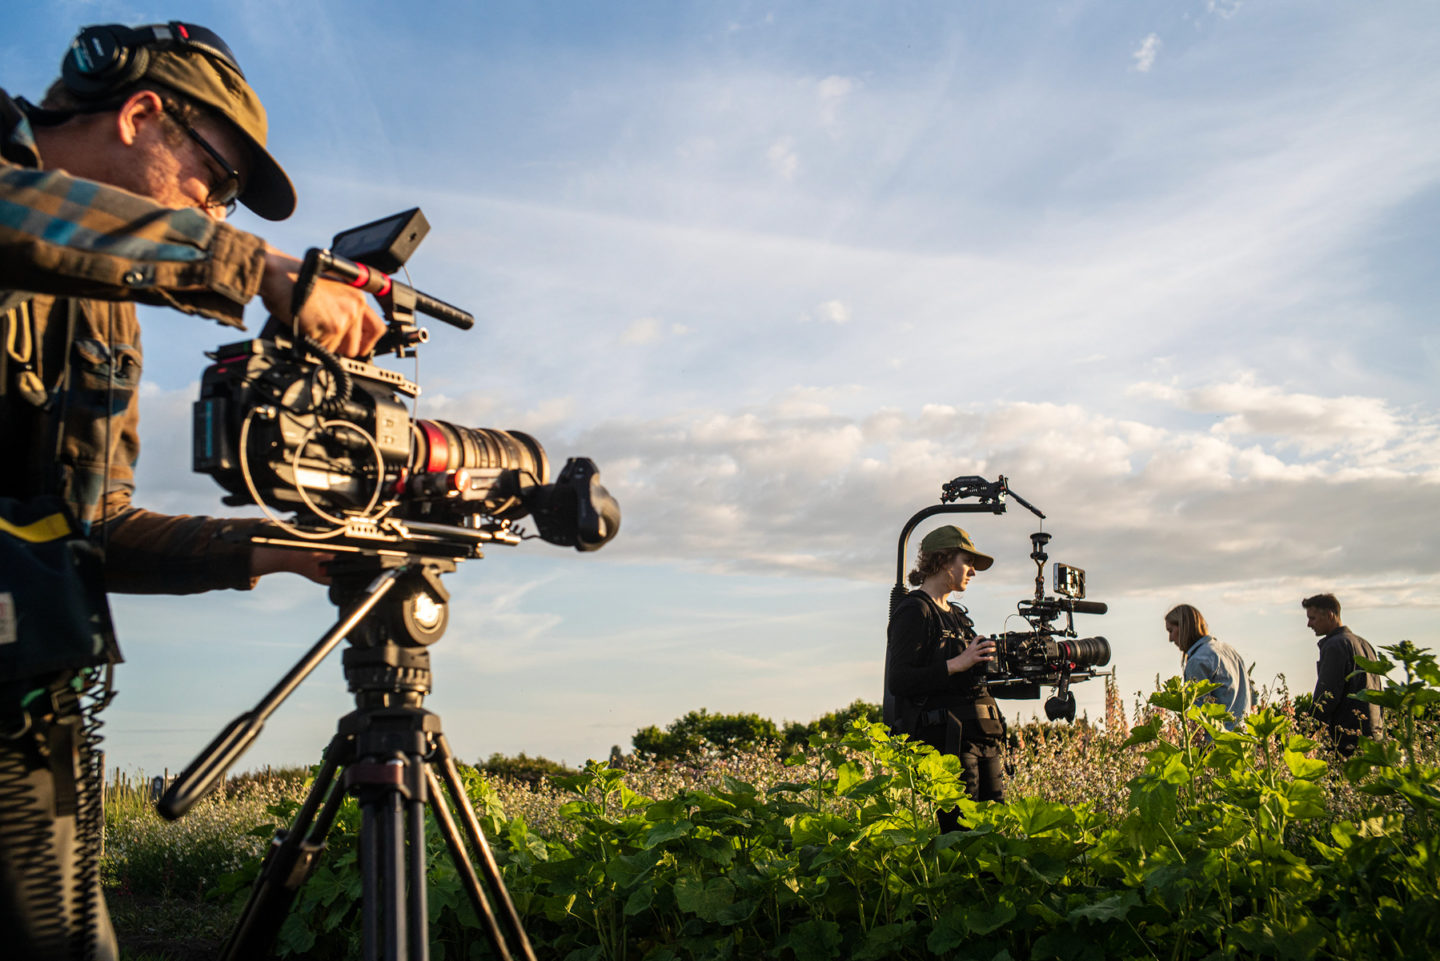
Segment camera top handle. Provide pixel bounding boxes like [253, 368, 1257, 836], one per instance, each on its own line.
[282, 207, 475, 358]
[307, 247, 475, 331]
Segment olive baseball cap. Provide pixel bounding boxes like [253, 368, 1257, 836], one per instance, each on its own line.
[919, 525, 994, 571]
[143, 45, 296, 220]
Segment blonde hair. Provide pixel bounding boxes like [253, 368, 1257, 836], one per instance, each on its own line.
[1165, 604, 1209, 650]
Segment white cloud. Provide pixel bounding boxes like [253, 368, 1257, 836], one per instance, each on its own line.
[767, 137, 800, 180]
[817, 75, 856, 129]
[562, 377, 1440, 599]
[619, 317, 691, 346]
[1133, 33, 1162, 73]
[1133, 373, 1414, 457]
[1207, 0, 1244, 19]
[802, 299, 851, 325]
[621, 317, 662, 345]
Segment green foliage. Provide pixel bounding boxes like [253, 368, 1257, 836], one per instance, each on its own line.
[478, 751, 577, 788]
[781, 699, 882, 752]
[102, 770, 293, 900]
[106, 646, 1439, 959]
[632, 708, 782, 762]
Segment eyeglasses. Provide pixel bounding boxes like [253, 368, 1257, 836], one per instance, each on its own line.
[162, 103, 241, 216]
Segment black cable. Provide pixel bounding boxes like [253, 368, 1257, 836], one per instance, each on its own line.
[296, 335, 352, 417]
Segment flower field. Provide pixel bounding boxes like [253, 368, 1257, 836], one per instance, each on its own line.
[104, 643, 1439, 960]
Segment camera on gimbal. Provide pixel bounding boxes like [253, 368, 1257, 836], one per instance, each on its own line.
[979, 532, 1112, 722]
[191, 208, 619, 558]
[886, 476, 1113, 728]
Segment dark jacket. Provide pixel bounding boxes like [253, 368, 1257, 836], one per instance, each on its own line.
[1311, 626, 1384, 753]
[886, 589, 1003, 751]
[1, 90, 269, 592]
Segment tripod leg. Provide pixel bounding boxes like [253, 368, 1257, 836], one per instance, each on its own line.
[222, 748, 348, 961]
[383, 792, 408, 961]
[360, 798, 380, 960]
[431, 735, 537, 961]
[408, 796, 429, 961]
[424, 768, 514, 961]
[360, 777, 427, 961]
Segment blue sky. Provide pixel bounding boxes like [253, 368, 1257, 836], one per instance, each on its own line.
[8, 1, 1438, 771]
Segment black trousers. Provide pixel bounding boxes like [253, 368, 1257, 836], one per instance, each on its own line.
[0, 698, 116, 961]
[936, 740, 1005, 832]
[912, 718, 1005, 832]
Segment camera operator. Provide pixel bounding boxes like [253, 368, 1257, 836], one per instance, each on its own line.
[886, 525, 1005, 823]
[1, 22, 383, 959]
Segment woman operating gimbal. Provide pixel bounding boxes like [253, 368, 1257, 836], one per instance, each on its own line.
[885, 525, 1005, 826]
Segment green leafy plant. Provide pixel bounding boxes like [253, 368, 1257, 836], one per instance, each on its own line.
[104, 649, 1439, 960]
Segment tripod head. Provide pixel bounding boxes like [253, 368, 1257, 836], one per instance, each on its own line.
[159, 548, 463, 820]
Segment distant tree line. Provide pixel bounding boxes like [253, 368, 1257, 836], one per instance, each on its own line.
[630, 699, 882, 761]
[477, 700, 884, 781]
[479, 698, 1135, 780]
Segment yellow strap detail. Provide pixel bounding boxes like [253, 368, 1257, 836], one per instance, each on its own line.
[4, 300, 34, 364]
[0, 511, 74, 543]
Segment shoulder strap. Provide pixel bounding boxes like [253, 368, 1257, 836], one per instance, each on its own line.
[0, 297, 77, 496]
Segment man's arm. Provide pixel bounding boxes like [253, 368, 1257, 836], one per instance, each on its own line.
[1, 162, 383, 355]
[0, 163, 263, 325]
[97, 508, 260, 593]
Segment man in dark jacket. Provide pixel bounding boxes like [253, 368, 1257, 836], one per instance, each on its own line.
[1, 22, 385, 959]
[1303, 593, 1384, 756]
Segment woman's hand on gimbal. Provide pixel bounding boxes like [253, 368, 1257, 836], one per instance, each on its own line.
[947, 637, 995, 674]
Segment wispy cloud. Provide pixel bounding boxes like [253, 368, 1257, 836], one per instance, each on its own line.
[1133, 33, 1162, 73]
[767, 137, 800, 180]
[817, 75, 857, 130]
[621, 317, 691, 345]
[801, 299, 851, 325]
[526, 377, 1440, 595]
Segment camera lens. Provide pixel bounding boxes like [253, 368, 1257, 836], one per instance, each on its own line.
[1056, 636, 1110, 670]
[410, 421, 548, 517]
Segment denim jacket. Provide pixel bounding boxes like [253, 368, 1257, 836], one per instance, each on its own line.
[1183, 635, 1254, 730]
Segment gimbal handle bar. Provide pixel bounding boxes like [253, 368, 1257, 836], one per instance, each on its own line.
[892, 475, 1047, 612]
[289, 248, 476, 331]
[157, 564, 408, 821]
[892, 501, 1004, 608]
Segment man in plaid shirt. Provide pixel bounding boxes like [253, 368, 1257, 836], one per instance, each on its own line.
[1, 22, 384, 959]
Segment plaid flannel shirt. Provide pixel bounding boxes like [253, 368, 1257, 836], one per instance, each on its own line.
[1, 89, 271, 593]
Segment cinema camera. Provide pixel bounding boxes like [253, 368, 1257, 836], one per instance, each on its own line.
[192, 208, 619, 557]
[887, 476, 1112, 726]
[980, 529, 1112, 722]
[166, 211, 615, 958]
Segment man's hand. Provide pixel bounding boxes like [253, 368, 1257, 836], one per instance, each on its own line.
[260, 248, 386, 357]
[251, 546, 333, 585]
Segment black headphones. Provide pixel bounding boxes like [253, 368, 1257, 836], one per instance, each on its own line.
[61, 22, 245, 100]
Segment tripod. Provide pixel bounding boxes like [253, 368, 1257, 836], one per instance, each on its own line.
[159, 553, 536, 961]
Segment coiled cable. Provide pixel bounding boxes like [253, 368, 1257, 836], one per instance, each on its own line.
[70, 667, 114, 961]
[0, 686, 76, 957]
